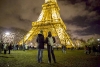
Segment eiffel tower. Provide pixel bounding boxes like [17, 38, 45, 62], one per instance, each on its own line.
[19, 0, 74, 48]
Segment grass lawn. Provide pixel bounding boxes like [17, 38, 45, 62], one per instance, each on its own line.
[0, 49, 100, 67]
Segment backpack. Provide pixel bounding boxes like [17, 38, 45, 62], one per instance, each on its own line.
[48, 37, 55, 46]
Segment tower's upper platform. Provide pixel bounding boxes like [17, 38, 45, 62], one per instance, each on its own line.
[45, 0, 57, 3]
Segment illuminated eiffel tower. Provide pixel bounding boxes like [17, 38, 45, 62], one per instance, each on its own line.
[19, 0, 74, 48]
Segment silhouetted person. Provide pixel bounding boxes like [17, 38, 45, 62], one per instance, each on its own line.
[92, 46, 97, 52]
[36, 30, 45, 63]
[16, 44, 19, 50]
[84, 45, 88, 54]
[45, 31, 56, 63]
[8, 43, 12, 54]
[97, 45, 100, 53]
[88, 46, 91, 54]
[23, 43, 26, 51]
[62, 44, 66, 54]
[4, 43, 8, 54]
[92, 46, 97, 56]
[0, 43, 2, 54]
[0, 41, 3, 54]
[0, 41, 4, 51]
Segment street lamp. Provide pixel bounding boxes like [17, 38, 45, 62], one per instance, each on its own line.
[97, 39, 100, 41]
[5, 32, 10, 36]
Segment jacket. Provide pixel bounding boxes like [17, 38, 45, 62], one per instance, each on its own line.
[36, 34, 44, 49]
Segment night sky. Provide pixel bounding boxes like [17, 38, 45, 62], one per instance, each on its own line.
[0, 0, 100, 40]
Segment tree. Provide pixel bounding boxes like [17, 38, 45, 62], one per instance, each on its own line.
[87, 37, 99, 46]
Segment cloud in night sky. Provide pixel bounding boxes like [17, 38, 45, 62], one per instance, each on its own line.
[0, 0, 100, 40]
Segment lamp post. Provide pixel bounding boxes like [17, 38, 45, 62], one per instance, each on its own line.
[97, 39, 100, 41]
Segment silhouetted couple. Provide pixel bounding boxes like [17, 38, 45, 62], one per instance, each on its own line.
[36, 30, 56, 63]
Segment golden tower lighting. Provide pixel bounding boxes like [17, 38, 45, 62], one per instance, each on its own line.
[19, 0, 75, 48]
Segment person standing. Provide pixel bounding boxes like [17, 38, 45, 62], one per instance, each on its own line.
[36, 30, 45, 63]
[62, 44, 66, 54]
[8, 43, 12, 54]
[0, 41, 2, 54]
[45, 31, 56, 63]
[0, 41, 4, 54]
[4, 43, 8, 54]
[23, 43, 26, 51]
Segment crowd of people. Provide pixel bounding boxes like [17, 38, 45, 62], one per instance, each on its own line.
[0, 30, 100, 64]
[0, 41, 31, 54]
[0, 30, 57, 64]
[84, 45, 100, 55]
[0, 41, 12, 54]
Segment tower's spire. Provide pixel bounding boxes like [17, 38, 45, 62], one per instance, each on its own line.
[45, 0, 57, 3]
